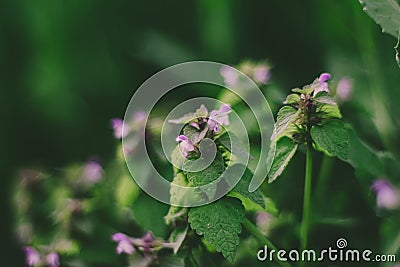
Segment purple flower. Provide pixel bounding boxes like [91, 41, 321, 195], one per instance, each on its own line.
[253, 64, 270, 84]
[111, 118, 126, 139]
[208, 104, 231, 132]
[372, 179, 400, 209]
[24, 247, 41, 266]
[336, 77, 352, 101]
[176, 135, 195, 157]
[220, 65, 239, 87]
[313, 72, 331, 97]
[112, 232, 129, 242]
[256, 211, 272, 235]
[318, 73, 331, 83]
[112, 233, 135, 255]
[46, 252, 59, 267]
[82, 160, 103, 184]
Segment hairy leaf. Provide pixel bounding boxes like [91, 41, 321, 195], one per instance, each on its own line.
[167, 172, 200, 212]
[314, 93, 337, 105]
[188, 197, 245, 263]
[225, 164, 265, 208]
[315, 93, 342, 119]
[284, 93, 301, 105]
[359, 0, 400, 38]
[185, 152, 224, 199]
[267, 137, 299, 183]
[311, 120, 349, 161]
[271, 106, 300, 141]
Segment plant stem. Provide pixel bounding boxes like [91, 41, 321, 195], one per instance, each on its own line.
[300, 143, 313, 250]
[242, 218, 292, 267]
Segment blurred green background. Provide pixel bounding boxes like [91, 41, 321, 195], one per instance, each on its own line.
[1, 0, 399, 265]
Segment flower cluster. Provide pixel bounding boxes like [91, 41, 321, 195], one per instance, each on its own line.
[111, 111, 147, 154]
[274, 72, 342, 144]
[220, 61, 271, 87]
[24, 247, 59, 267]
[169, 104, 231, 157]
[112, 231, 177, 256]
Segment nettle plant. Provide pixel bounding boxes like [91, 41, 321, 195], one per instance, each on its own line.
[267, 73, 349, 249]
[164, 103, 276, 264]
[159, 73, 353, 264]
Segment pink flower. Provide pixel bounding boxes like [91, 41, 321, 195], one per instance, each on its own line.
[253, 64, 270, 84]
[111, 118, 126, 139]
[220, 65, 239, 87]
[46, 252, 59, 267]
[24, 247, 41, 266]
[336, 77, 352, 101]
[256, 212, 273, 235]
[372, 179, 400, 209]
[313, 72, 331, 96]
[208, 104, 231, 132]
[82, 160, 103, 184]
[176, 135, 195, 157]
[112, 233, 135, 255]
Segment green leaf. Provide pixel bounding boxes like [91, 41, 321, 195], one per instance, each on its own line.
[292, 88, 306, 94]
[284, 93, 301, 105]
[317, 103, 342, 119]
[346, 127, 384, 179]
[188, 197, 245, 263]
[228, 191, 278, 215]
[185, 152, 224, 199]
[271, 106, 300, 141]
[217, 131, 251, 159]
[314, 92, 341, 119]
[311, 120, 349, 161]
[292, 81, 317, 95]
[167, 172, 199, 213]
[267, 136, 299, 183]
[314, 93, 337, 105]
[225, 165, 265, 208]
[183, 124, 208, 144]
[168, 105, 208, 124]
[359, 0, 400, 38]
